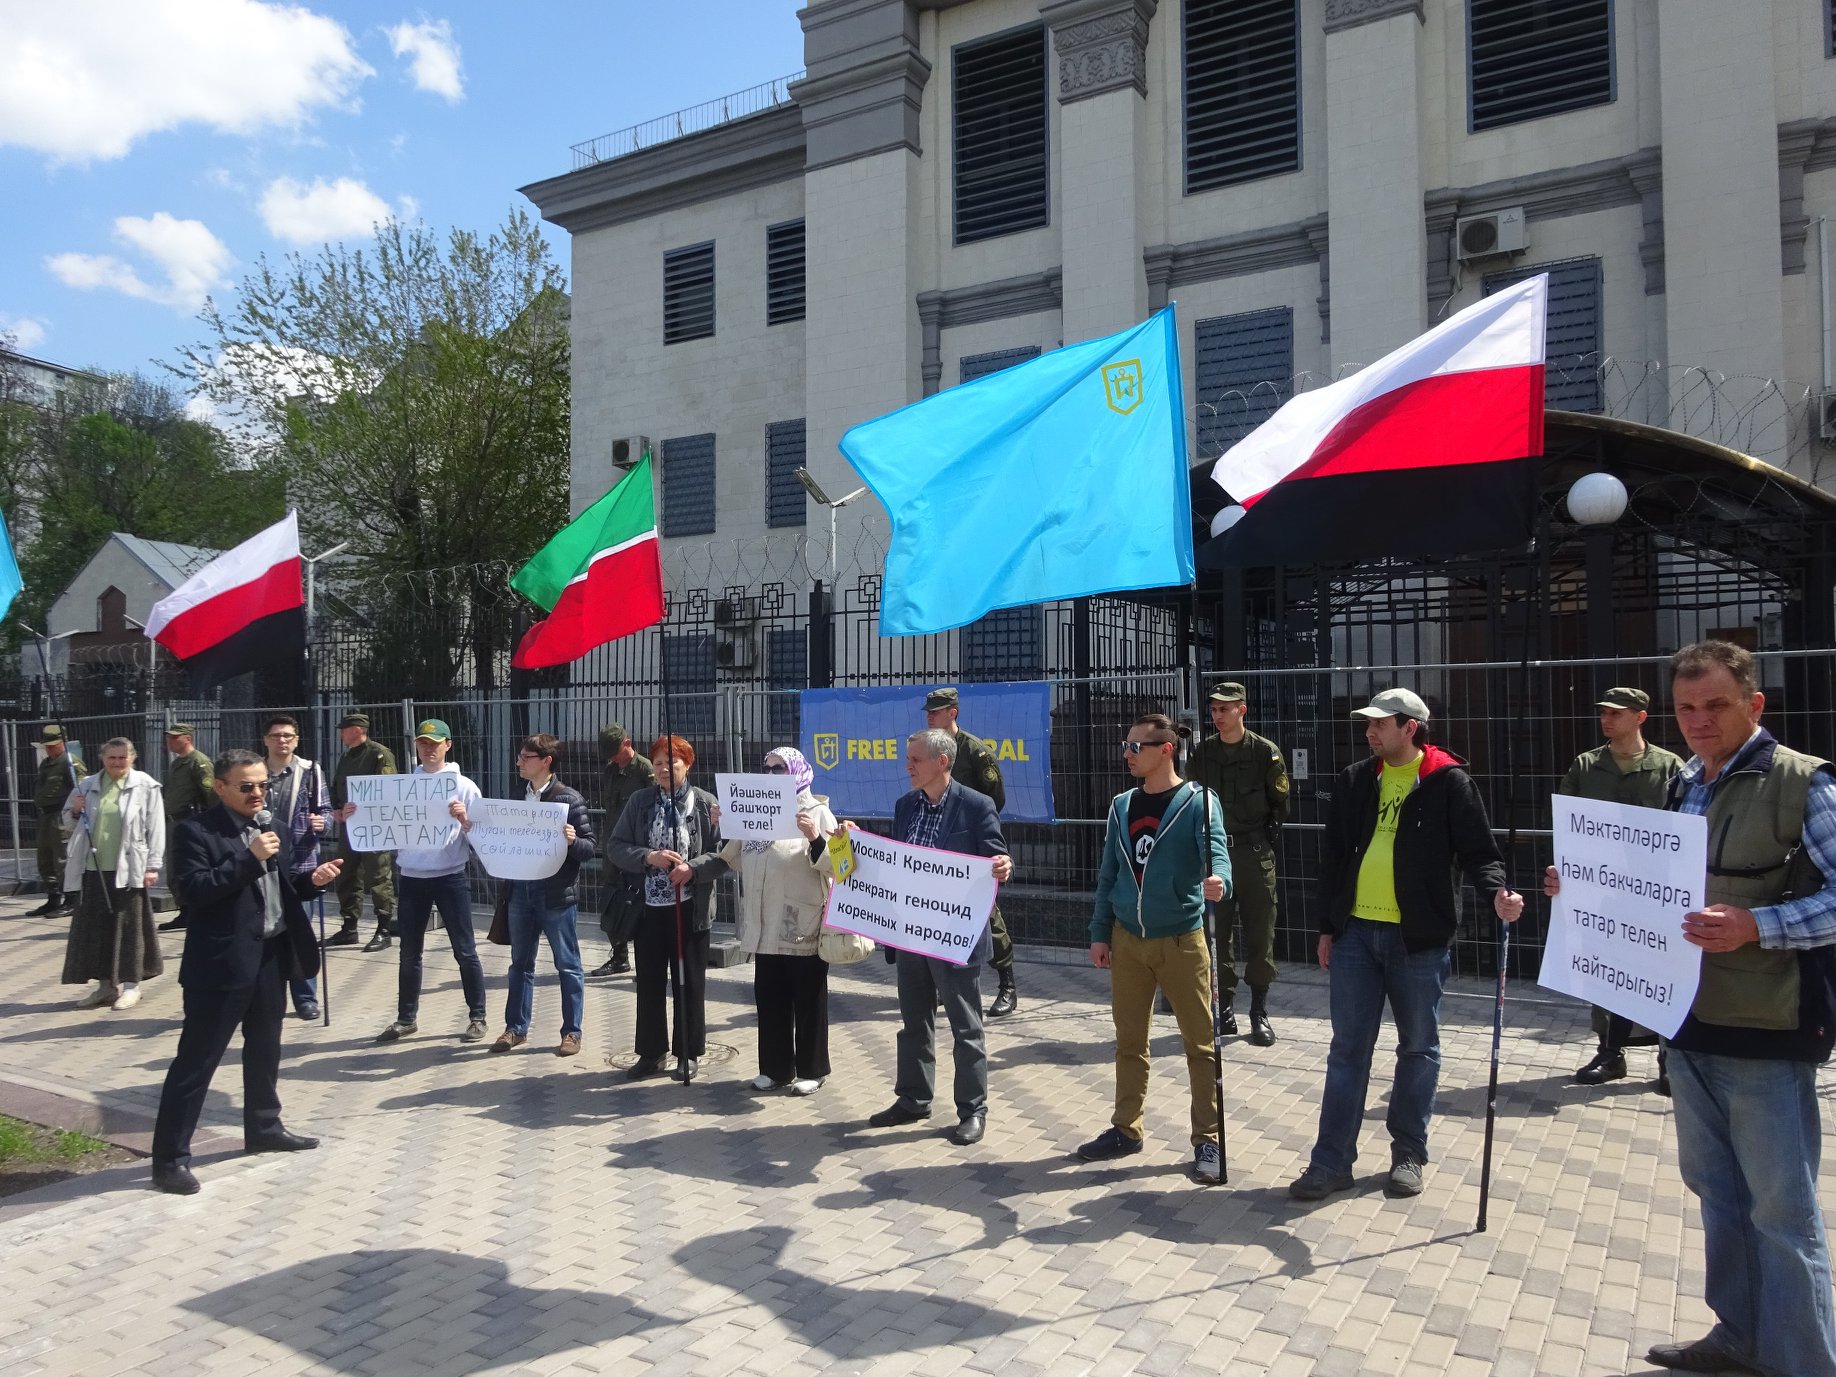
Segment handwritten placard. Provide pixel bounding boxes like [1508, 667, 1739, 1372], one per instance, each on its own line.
[715, 772, 802, 842]
[344, 773, 461, 853]
[821, 831, 998, 966]
[465, 798, 569, 880]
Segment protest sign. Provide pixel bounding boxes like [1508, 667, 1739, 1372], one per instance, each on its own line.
[344, 773, 462, 853]
[821, 830, 999, 966]
[801, 681, 1054, 821]
[465, 798, 569, 880]
[715, 773, 802, 842]
[1538, 795, 1706, 1038]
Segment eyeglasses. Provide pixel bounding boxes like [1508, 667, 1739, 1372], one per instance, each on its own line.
[264, 731, 297, 740]
[763, 763, 788, 774]
[517, 751, 546, 761]
[1121, 740, 1170, 755]
[234, 781, 268, 795]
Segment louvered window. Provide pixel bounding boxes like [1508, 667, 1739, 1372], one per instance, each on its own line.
[661, 433, 717, 536]
[1194, 308, 1294, 463]
[662, 242, 714, 344]
[767, 629, 807, 740]
[766, 220, 805, 326]
[1469, 0, 1614, 132]
[953, 25, 1049, 245]
[1483, 257, 1603, 412]
[766, 419, 807, 529]
[663, 634, 717, 741]
[962, 605, 1045, 681]
[959, 346, 1040, 384]
[1183, 0, 1300, 195]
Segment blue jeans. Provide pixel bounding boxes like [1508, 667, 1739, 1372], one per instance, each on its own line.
[1309, 918, 1451, 1175]
[503, 882, 583, 1037]
[397, 870, 486, 1024]
[289, 977, 318, 1014]
[1669, 1047, 1836, 1377]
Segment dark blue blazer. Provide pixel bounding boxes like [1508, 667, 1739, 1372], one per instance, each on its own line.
[889, 779, 1009, 966]
[174, 804, 327, 990]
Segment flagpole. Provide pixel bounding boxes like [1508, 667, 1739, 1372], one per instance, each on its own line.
[659, 617, 692, 1086]
[1189, 589, 1229, 1185]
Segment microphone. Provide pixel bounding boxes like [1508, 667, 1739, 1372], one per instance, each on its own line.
[254, 809, 279, 871]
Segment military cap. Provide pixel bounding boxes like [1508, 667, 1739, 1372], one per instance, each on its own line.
[599, 723, 628, 750]
[39, 724, 65, 742]
[923, 688, 960, 711]
[1352, 687, 1431, 722]
[1208, 681, 1247, 703]
[414, 718, 452, 742]
[164, 723, 195, 737]
[338, 711, 371, 729]
[1597, 687, 1650, 712]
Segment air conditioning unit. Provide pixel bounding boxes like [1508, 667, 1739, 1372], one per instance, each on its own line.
[715, 634, 756, 670]
[611, 434, 650, 469]
[1455, 207, 1528, 262]
[1817, 392, 1836, 442]
[713, 596, 758, 627]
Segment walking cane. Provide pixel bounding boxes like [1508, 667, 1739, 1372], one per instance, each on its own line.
[317, 892, 330, 1027]
[1477, 647, 1530, 1232]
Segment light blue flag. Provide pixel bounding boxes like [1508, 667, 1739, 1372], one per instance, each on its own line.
[840, 306, 1192, 636]
[0, 511, 21, 621]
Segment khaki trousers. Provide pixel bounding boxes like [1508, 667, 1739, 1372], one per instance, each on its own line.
[1109, 925, 1220, 1146]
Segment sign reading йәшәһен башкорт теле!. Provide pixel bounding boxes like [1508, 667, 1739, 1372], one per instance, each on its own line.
[1538, 794, 1706, 1039]
[344, 773, 461, 853]
[714, 773, 803, 842]
[821, 830, 999, 966]
[464, 798, 568, 881]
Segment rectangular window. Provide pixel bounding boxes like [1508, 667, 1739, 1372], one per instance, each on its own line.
[1469, 0, 1614, 132]
[662, 241, 715, 344]
[953, 25, 1049, 245]
[1193, 308, 1294, 462]
[766, 219, 805, 326]
[1183, 0, 1301, 194]
[663, 633, 717, 742]
[1482, 257, 1603, 412]
[767, 628, 807, 741]
[661, 433, 716, 536]
[766, 419, 807, 529]
[959, 345, 1040, 385]
[962, 605, 1046, 682]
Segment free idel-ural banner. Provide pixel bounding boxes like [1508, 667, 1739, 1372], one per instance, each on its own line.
[800, 682, 1054, 821]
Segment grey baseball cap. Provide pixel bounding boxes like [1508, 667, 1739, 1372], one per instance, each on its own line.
[1351, 688, 1430, 722]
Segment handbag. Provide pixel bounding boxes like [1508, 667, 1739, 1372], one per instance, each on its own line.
[486, 885, 510, 945]
[601, 871, 645, 946]
[818, 926, 875, 964]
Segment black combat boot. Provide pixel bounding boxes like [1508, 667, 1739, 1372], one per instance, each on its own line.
[1247, 989, 1276, 1047]
[986, 969, 1018, 1018]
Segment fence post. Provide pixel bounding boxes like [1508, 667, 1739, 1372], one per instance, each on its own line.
[809, 580, 833, 688]
[724, 686, 743, 773]
[3, 720, 19, 884]
[400, 697, 417, 764]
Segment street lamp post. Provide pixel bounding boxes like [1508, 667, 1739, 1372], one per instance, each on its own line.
[793, 470, 868, 690]
[1568, 472, 1629, 689]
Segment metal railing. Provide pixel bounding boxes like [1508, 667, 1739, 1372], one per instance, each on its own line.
[570, 72, 804, 169]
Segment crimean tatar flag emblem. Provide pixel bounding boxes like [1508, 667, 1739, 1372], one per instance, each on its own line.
[1102, 358, 1144, 415]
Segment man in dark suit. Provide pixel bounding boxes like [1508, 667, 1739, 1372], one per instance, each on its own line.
[150, 749, 344, 1195]
[862, 728, 1013, 1146]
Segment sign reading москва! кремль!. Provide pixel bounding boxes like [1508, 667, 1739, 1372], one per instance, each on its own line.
[822, 831, 1000, 966]
[1538, 795, 1706, 1039]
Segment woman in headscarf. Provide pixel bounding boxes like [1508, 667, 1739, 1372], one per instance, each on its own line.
[606, 735, 728, 1083]
[61, 737, 166, 1010]
[721, 747, 837, 1095]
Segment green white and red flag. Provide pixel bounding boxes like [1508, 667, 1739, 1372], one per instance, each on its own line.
[510, 456, 664, 669]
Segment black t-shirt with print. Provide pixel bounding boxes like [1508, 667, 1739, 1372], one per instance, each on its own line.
[1126, 785, 1179, 882]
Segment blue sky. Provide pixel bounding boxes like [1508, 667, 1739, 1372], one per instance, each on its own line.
[0, 0, 806, 380]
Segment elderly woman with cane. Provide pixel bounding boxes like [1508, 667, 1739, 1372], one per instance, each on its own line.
[62, 737, 166, 1011]
[722, 746, 842, 1095]
[607, 735, 728, 1083]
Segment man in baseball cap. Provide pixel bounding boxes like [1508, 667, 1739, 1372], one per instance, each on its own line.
[1289, 688, 1523, 1202]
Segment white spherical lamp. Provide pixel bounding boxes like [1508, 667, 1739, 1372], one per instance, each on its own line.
[1566, 472, 1628, 526]
[1210, 504, 1247, 538]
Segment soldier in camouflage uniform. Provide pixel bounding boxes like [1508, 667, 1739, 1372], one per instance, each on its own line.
[31, 725, 86, 916]
[1187, 682, 1291, 1047]
[590, 722, 655, 977]
[156, 724, 215, 931]
[327, 711, 398, 950]
[924, 688, 1020, 1017]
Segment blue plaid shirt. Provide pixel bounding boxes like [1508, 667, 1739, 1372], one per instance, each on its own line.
[903, 791, 947, 849]
[1677, 728, 1836, 949]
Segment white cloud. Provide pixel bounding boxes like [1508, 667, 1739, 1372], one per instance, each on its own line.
[0, 315, 49, 351]
[45, 213, 235, 313]
[386, 19, 463, 101]
[257, 175, 407, 245]
[0, 1, 373, 163]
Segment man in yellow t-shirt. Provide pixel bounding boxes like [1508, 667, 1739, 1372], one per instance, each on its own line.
[1289, 688, 1524, 1203]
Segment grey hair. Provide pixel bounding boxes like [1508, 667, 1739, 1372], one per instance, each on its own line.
[908, 728, 957, 767]
[100, 737, 137, 757]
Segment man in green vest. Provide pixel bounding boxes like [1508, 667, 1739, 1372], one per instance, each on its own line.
[1546, 641, 1836, 1376]
[156, 724, 215, 932]
[924, 688, 1019, 1016]
[590, 722, 654, 977]
[30, 725, 86, 916]
[327, 711, 398, 950]
[1188, 681, 1290, 1046]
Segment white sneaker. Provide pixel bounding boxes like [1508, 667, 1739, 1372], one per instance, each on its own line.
[749, 1074, 788, 1092]
[75, 985, 113, 1009]
[789, 1078, 824, 1097]
[111, 986, 142, 1011]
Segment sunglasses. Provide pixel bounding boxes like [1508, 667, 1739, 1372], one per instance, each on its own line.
[763, 763, 788, 774]
[234, 781, 268, 795]
[1121, 740, 1171, 755]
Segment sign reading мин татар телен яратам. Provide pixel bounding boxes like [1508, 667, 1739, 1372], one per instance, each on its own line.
[344, 773, 461, 853]
[1538, 795, 1706, 1038]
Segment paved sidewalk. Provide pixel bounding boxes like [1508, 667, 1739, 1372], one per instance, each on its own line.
[1, 898, 1825, 1376]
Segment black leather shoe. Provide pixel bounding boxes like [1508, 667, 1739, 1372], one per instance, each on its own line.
[986, 983, 1018, 1018]
[28, 895, 59, 917]
[868, 1101, 930, 1128]
[671, 1057, 699, 1082]
[1646, 1338, 1758, 1373]
[246, 1129, 319, 1153]
[589, 958, 619, 977]
[296, 1003, 321, 1022]
[1218, 1004, 1239, 1036]
[156, 913, 187, 931]
[950, 1112, 987, 1146]
[1248, 1008, 1276, 1047]
[151, 1161, 200, 1195]
[1574, 1049, 1627, 1085]
[1656, 1046, 1673, 1098]
[362, 931, 393, 952]
[626, 1055, 667, 1080]
[324, 927, 359, 947]
[42, 892, 72, 917]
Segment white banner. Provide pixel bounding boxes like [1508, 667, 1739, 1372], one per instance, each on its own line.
[821, 830, 998, 966]
[1538, 794, 1707, 1038]
[343, 773, 462, 853]
[465, 798, 569, 880]
[715, 772, 803, 842]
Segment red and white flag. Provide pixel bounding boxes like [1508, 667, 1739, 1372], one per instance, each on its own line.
[1201, 274, 1547, 567]
[145, 512, 305, 692]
